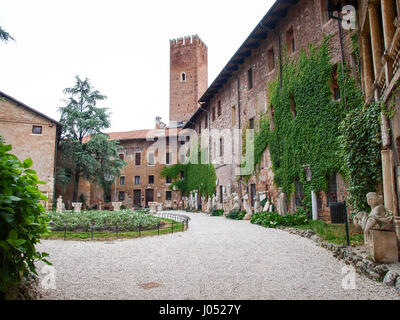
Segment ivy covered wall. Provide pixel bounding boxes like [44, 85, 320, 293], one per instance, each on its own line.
[252, 37, 382, 212]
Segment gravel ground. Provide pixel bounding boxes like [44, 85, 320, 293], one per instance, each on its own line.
[36, 211, 400, 300]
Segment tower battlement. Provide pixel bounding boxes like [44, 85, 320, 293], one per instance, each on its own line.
[169, 34, 208, 124]
[170, 34, 207, 49]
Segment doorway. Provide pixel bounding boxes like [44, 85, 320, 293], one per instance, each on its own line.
[133, 190, 141, 208]
[145, 189, 154, 207]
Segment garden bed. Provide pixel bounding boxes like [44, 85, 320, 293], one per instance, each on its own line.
[41, 210, 184, 241]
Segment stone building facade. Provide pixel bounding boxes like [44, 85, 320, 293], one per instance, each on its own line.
[184, 0, 357, 221]
[357, 0, 400, 217]
[0, 91, 61, 210]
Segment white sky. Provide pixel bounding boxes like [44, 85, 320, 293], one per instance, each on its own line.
[0, 0, 274, 132]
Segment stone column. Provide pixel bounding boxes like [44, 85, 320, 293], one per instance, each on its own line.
[368, 1, 384, 79]
[360, 33, 375, 99]
[381, 0, 396, 50]
[381, 149, 398, 214]
[312, 191, 318, 221]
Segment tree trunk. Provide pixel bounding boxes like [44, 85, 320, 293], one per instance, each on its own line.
[73, 168, 80, 203]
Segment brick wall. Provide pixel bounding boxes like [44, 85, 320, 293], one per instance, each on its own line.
[187, 0, 354, 221]
[0, 97, 58, 209]
[170, 35, 208, 124]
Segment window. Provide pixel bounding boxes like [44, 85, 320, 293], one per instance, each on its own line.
[32, 126, 42, 135]
[331, 65, 340, 100]
[205, 116, 208, 129]
[119, 154, 125, 160]
[247, 68, 253, 90]
[249, 117, 255, 130]
[232, 106, 236, 126]
[181, 72, 186, 82]
[166, 152, 172, 165]
[120, 176, 125, 186]
[148, 153, 155, 166]
[135, 153, 141, 166]
[119, 191, 125, 201]
[149, 175, 154, 184]
[212, 106, 216, 121]
[268, 48, 275, 71]
[286, 26, 295, 53]
[166, 176, 172, 184]
[217, 100, 222, 117]
[135, 176, 140, 185]
[166, 191, 172, 201]
[220, 186, 223, 204]
[220, 137, 224, 157]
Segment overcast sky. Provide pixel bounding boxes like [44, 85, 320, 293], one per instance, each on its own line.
[1, 0, 274, 132]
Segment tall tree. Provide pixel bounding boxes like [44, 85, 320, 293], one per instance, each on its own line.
[58, 76, 126, 202]
[0, 26, 14, 43]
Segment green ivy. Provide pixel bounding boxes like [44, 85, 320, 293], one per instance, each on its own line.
[160, 146, 217, 198]
[339, 101, 382, 212]
[252, 37, 375, 211]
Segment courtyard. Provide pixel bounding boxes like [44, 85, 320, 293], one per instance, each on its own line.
[36, 212, 400, 300]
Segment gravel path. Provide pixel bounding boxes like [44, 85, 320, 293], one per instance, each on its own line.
[36, 212, 400, 300]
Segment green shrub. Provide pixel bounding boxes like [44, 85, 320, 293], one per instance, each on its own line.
[211, 209, 224, 216]
[226, 209, 246, 220]
[0, 142, 51, 294]
[251, 211, 309, 228]
[48, 209, 160, 232]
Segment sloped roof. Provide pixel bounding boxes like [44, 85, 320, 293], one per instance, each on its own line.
[0, 90, 62, 126]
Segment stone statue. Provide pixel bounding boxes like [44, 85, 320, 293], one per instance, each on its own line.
[354, 192, 394, 236]
[277, 188, 288, 216]
[243, 192, 253, 220]
[232, 193, 240, 211]
[206, 197, 212, 214]
[353, 192, 398, 262]
[223, 190, 229, 216]
[149, 202, 157, 214]
[263, 197, 271, 212]
[56, 196, 64, 213]
[254, 194, 261, 214]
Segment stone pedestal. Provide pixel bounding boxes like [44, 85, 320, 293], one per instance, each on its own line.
[149, 202, 158, 214]
[370, 230, 399, 263]
[112, 202, 122, 211]
[157, 203, 163, 212]
[72, 202, 82, 213]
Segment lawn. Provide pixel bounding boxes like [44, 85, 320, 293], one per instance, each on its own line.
[291, 220, 364, 246]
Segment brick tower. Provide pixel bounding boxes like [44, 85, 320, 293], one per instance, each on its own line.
[169, 35, 208, 124]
